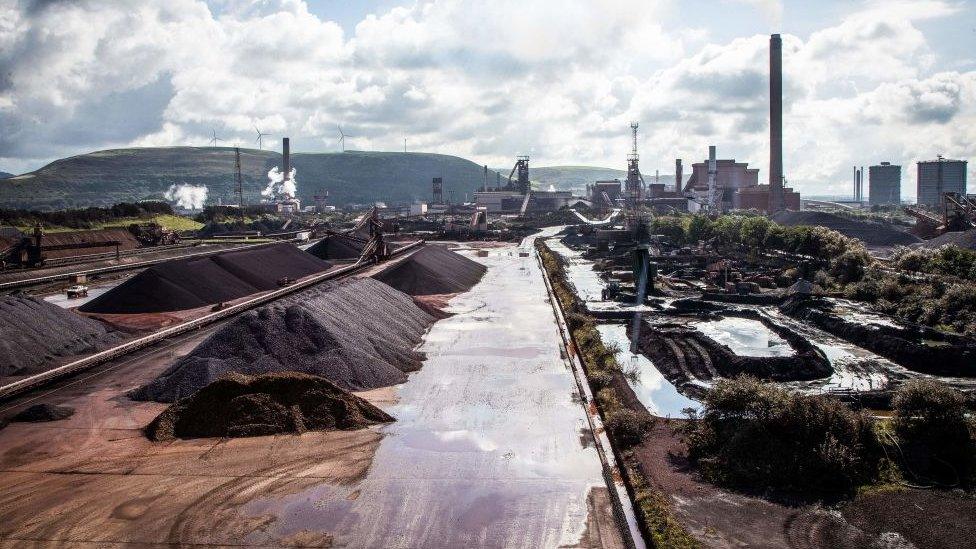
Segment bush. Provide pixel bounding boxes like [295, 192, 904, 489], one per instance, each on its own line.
[892, 379, 976, 486]
[605, 409, 654, 447]
[681, 377, 881, 499]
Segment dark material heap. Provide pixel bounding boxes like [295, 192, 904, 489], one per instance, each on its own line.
[0, 295, 124, 377]
[374, 244, 486, 295]
[11, 403, 75, 422]
[80, 243, 332, 314]
[306, 233, 366, 260]
[130, 277, 434, 402]
[144, 371, 394, 441]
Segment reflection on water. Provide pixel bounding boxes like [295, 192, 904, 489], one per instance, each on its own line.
[246, 236, 606, 548]
[597, 324, 700, 417]
[545, 238, 605, 304]
[694, 317, 794, 357]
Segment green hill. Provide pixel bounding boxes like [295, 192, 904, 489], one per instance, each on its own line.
[532, 165, 679, 194]
[0, 147, 505, 210]
[531, 166, 626, 193]
[0, 171, 12, 179]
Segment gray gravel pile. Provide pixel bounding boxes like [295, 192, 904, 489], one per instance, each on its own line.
[917, 228, 976, 250]
[131, 277, 434, 402]
[0, 295, 124, 377]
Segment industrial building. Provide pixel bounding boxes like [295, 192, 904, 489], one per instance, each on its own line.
[917, 156, 968, 207]
[681, 148, 799, 213]
[869, 162, 901, 206]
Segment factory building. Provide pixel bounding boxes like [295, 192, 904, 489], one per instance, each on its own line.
[473, 190, 526, 213]
[588, 180, 624, 204]
[684, 158, 760, 194]
[917, 156, 968, 207]
[869, 162, 901, 206]
[733, 184, 801, 211]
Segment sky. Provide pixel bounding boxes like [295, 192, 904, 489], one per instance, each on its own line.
[1, 0, 974, 198]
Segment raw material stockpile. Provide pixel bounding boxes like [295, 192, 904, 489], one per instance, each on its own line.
[80, 243, 332, 314]
[0, 295, 125, 377]
[917, 228, 976, 250]
[772, 211, 921, 247]
[374, 244, 487, 295]
[131, 277, 435, 402]
[145, 372, 393, 441]
[306, 233, 366, 260]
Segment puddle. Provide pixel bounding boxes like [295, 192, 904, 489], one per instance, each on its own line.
[597, 324, 700, 417]
[545, 238, 605, 304]
[693, 317, 794, 357]
[246, 233, 606, 547]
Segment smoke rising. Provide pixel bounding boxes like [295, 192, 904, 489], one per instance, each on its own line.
[164, 183, 208, 210]
[262, 166, 298, 200]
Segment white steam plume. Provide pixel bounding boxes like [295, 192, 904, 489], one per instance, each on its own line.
[262, 166, 298, 199]
[164, 183, 208, 210]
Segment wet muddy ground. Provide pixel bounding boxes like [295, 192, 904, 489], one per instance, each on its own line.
[242, 238, 620, 548]
[0, 237, 624, 548]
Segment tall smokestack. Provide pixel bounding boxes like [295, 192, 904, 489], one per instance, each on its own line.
[769, 34, 785, 213]
[675, 158, 683, 192]
[282, 137, 290, 183]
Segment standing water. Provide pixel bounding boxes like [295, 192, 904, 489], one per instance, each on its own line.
[247, 230, 610, 547]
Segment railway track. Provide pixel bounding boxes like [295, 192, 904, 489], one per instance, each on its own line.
[0, 240, 424, 401]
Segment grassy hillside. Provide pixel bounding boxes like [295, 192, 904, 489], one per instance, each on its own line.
[532, 166, 625, 192]
[0, 147, 504, 210]
[532, 165, 678, 193]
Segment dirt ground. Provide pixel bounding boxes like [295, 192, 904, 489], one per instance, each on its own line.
[633, 420, 976, 549]
[0, 329, 382, 547]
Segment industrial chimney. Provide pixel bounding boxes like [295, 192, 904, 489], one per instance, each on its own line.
[675, 159, 683, 192]
[768, 34, 785, 213]
[282, 137, 290, 182]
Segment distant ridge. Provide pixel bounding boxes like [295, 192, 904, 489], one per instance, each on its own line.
[0, 171, 13, 179]
[0, 147, 505, 210]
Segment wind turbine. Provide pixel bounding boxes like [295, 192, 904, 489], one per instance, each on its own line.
[254, 126, 269, 150]
[209, 128, 223, 148]
[337, 125, 350, 152]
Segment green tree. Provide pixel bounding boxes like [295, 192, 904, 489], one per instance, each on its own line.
[686, 215, 714, 244]
[740, 217, 772, 254]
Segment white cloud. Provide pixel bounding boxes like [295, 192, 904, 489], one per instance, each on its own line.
[0, 0, 972, 199]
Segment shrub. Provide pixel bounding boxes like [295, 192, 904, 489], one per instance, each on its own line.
[681, 377, 881, 499]
[605, 409, 654, 447]
[892, 379, 976, 486]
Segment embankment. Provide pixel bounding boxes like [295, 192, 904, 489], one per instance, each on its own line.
[783, 297, 976, 377]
